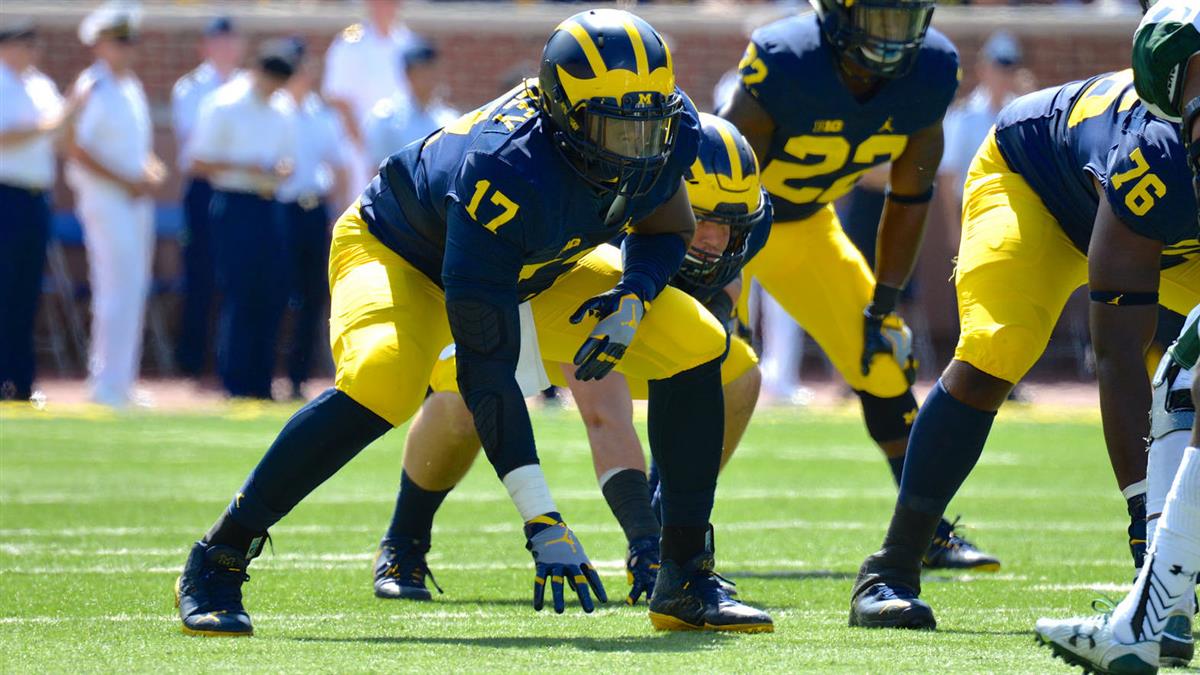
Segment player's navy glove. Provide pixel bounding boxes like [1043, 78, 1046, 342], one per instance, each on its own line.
[570, 289, 645, 381]
[624, 535, 660, 606]
[861, 310, 917, 386]
[525, 513, 608, 613]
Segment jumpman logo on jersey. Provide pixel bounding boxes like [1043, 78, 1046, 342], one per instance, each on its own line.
[878, 117, 895, 133]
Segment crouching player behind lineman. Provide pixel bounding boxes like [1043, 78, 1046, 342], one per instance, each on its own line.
[371, 113, 772, 615]
[173, 9, 772, 636]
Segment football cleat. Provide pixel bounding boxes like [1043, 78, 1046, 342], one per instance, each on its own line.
[1035, 607, 1158, 675]
[923, 517, 1002, 572]
[647, 553, 773, 633]
[849, 581, 937, 630]
[1161, 610, 1194, 668]
[373, 537, 442, 601]
[625, 535, 661, 606]
[175, 541, 254, 637]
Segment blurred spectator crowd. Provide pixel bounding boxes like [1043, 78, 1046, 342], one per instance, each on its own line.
[0, 0, 457, 407]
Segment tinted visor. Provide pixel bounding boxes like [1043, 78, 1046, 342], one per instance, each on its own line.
[850, 3, 933, 69]
[585, 114, 673, 160]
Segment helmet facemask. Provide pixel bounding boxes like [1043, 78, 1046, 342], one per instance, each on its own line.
[674, 191, 765, 295]
[559, 89, 683, 198]
[821, 0, 935, 79]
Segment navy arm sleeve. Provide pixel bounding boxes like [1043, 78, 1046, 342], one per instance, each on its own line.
[442, 153, 539, 478]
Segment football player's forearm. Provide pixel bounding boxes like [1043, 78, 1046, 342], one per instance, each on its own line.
[70, 144, 134, 188]
[619, 231, 687, 303]
[873, 200, 930, 290]
[1091, 304, 1157, 489]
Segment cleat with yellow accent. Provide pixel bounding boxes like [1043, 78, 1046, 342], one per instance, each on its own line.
[922, 517, 1002, 572]
[849, 582, 936, 630]
[647, 553, 773, 633]
[373, 537, 442, 601]
[175, 542, 254, 637]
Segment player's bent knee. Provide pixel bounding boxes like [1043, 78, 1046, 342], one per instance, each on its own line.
[336, 336, 426, 427]
[856, 389, 919, 444]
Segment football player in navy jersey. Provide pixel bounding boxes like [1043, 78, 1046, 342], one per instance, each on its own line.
[719, 0, 998, 571]
[371, 113, 772, 608]
[173, 9, 772, 637]
[850, 68, 1200, 630]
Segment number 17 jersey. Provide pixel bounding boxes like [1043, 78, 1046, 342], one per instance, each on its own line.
[737, 13, 959, 223]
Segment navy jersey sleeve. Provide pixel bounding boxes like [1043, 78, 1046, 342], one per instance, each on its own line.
[1101, 116, 1197, 245]
[442, 151, 543, 479]
[909, 28, 961, 129]
[736, 27, 799, 115]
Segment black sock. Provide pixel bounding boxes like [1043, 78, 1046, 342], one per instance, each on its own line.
[887, 455, 905, 487]
[383, 470, 452, 544]
[203, 510, 263, 555]
[225, 388, 391, 533]
[647, 358, 724, 530]
[601, 469, 659, 543]
[661, 524, 708, 565]
[897, 380, 996, 515]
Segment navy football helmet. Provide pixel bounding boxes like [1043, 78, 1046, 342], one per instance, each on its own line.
[811, 0, 936, 78]
[674, 113, 767, 296]
[538, 9, 683, 198]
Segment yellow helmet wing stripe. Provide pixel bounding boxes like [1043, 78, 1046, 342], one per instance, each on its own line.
[558, 20, 608, 78]
[621, 18, 649, 77]
[713, 121, 744, 185]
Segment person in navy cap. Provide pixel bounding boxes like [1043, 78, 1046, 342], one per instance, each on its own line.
[172, 15, 245, 377]
[363, 37, 458, 167]
[188, 38, 297, 399]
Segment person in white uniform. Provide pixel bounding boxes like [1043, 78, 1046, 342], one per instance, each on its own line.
[66, 6, 165, 408]
[363, 38, 458, 167]
[189, 39, 297, 399]
[322, 0, 415, 207]
[0, 19, 72, 402]
[171, 16, 245, 376]
[274, 39, 347, 399]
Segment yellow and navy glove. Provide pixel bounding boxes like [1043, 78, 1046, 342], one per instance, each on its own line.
[525, 513, 608, 614]
[624, 535, 660, 606]
[861, 285, 918, 386]
[570, 289, 645, 381]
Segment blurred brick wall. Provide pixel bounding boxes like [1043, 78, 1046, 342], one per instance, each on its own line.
[16, 3, 1136, 372]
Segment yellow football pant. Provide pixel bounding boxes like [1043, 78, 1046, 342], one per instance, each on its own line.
[954, 132, 1200, 384]
[329, 210, 728, 425]
[742, 203, 911, 398]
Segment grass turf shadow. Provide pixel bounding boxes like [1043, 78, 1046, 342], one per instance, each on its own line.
[290, 633, 741, 652]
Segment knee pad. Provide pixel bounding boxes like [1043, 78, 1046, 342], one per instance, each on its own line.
[856, 389, 919, 444]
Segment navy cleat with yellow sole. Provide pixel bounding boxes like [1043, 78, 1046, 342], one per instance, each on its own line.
[175, 541, 254, 637]
[923, 517, 1001, 572]
[374, 538, 442, 601]
[648, 553, 773, 633]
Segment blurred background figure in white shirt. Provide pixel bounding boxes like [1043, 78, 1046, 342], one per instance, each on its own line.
[0, 18, 68, 403]
[171, 15, 245, 378]
[322, 0, 416, 207]
[274, 38, 347, 400]
[66, 3, 165, 408]
[939, 31, 1031, 228]
[188, 38, 297, 399]
[364, 37, 459, 167]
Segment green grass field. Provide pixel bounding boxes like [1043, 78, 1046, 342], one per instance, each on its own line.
[0, 401, 1178, 673]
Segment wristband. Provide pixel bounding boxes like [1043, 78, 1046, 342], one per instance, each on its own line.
[867, 284, 902, 316]
[885, 186, 935, 205]
[1089, 290, 1159, 306]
